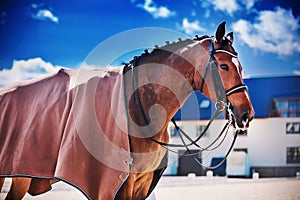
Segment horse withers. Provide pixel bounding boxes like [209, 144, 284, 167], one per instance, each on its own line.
[0, 22, 254, 200]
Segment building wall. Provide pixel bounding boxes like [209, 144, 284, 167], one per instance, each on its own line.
[247, 117, 300, 167]
[165, 117, 300, 177]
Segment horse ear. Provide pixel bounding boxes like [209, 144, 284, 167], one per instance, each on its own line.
[215, 21, 226, 43]
[226, 32, 234, 44]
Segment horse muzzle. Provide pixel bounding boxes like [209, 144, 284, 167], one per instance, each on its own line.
[226, 103, 254, 131]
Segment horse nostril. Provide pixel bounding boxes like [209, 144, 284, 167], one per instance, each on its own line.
[242, 112, 250, 126]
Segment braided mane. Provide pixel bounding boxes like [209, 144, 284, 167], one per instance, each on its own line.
[123, 35, 210, 71]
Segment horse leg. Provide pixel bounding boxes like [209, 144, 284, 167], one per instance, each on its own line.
[114, 175, 134, 200]
[115, 173, 154, 200]
[0, 177, 4, 191]
[5, 177, 31, 200]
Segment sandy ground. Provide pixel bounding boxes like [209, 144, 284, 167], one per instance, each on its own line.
[1, 176, 300, 200]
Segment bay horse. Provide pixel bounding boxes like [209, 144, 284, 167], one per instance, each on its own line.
[0, 22, 254, 200]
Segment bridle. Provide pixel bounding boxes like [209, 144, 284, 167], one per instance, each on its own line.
[199, 38, 248, 113]
[175, 38, 249, 169]
[123, 37, 249, 169]
[153, 38, 248, 169]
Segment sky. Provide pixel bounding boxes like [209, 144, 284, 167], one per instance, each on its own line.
[0, 0, 300, 87]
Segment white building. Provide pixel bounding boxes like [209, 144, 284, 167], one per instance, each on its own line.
[164, 75, 300, 177]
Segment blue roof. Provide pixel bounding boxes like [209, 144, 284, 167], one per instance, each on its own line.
[174, 75, 300, 120]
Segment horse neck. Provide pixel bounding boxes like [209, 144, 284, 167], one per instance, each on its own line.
[128, 41, 209, 136]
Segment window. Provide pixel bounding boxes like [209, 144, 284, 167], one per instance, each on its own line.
[286, 122, 300, 134]
[196, 125, 208, 137]
[287, 147, 300, 164]
[170, 126, 180, 137]
[199, 100, 210, 109]
[270, 98, 300, 117]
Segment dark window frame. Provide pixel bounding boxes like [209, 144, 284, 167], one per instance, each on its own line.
[287, 146, 300, 164]
[196, 125, 209, 137]
[170, 126, 181, 137]
[270, 98, 300, 117]
[233, 148, 248, 154]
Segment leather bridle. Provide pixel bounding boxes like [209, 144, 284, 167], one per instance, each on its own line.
[152, 38, 249, 169]
[199, 38, 248, 113]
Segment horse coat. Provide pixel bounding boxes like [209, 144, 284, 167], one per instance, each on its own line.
[0, 68, 136, 199]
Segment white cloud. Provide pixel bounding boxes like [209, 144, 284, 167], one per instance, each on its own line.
[178, 18, 206, 35]
[232, 7, 300, 56]
[1, 11, 7, 25]
[293, 70, 300, 75]
[204, 9, 210, 18]
[32, 9, 59, 23]
[0, 58, 61, 88]
[202, 0, 257, 16]
[137, 0, 176, 19]
[241, 0, 256, 10]
[78, 62, 115, 70]
[210, 0, 239, 16]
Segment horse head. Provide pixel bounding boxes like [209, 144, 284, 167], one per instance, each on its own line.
[195, 22, 254, 130]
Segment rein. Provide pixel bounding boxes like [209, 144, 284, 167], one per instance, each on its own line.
[123, 37, 248, 169]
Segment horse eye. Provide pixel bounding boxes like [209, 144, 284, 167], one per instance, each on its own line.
[220, 64, 229, 71]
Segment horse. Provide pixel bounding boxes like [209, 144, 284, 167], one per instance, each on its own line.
[0, 22, 254, 200]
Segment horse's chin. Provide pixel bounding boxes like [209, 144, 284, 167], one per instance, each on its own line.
[225, 110, 249, 131]
[236, 125, 248, 132]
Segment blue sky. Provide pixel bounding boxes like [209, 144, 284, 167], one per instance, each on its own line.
[0, 0, 299, 87]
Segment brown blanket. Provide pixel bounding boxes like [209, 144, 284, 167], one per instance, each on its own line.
[0, 68, 133, 199]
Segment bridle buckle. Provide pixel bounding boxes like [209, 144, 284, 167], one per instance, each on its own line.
[215, 100, 226, 111]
